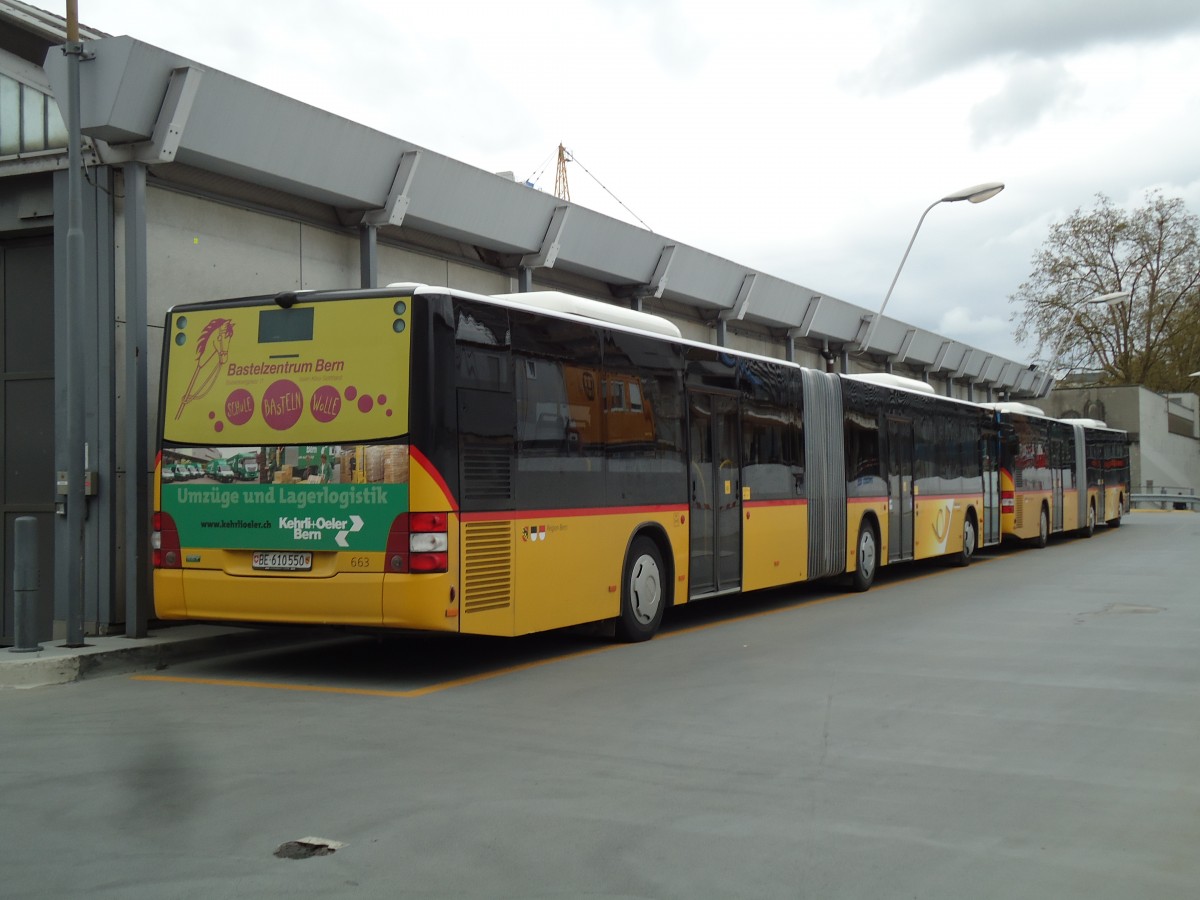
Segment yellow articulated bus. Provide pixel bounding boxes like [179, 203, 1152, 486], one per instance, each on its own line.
[985, 403, 1129, 545]
[154, 285, 1066, 642]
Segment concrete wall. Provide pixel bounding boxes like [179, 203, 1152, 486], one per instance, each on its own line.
[1136, 392, 1200, 493]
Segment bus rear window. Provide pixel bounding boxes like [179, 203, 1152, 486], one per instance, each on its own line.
[258, 306, 314, 343]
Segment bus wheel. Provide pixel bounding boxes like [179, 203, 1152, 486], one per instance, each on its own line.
[1034, 506, 1049, 548]
[1108, 512, 1122, 528]
[951, 513, 976, 567]
[851, 521, 877, 592]
[1081, 502, 1096, 538]
[616, 536, 666, 642]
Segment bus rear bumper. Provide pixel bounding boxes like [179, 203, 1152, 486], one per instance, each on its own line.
[153, 569, 386, 626]
[153, 569, 462, 632]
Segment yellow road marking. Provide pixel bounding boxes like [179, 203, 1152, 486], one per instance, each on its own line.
[132, 642, 617, 698]
[132, 556, 996, 697]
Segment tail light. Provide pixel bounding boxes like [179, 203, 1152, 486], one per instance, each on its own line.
[1000, 490, 1015, 513]
[152, 511, 181, 568]
[385, 512, 449, 573]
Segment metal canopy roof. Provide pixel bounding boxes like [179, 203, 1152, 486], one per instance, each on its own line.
[36, 28, 1037, 395]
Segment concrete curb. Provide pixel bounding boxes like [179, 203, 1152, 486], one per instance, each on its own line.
[0, 625, 314, 689]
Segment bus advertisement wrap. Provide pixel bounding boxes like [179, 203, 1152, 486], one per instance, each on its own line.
[163, 295, 410, 445]
[159, 443, 410, 552]
[163, 482, 405, 551]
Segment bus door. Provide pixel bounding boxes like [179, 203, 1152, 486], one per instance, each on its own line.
[1050, 434, 1066, 532]
[981, 425, 1001, 546]
[885, 416, 914, 562]
[688, 392, 742, 597]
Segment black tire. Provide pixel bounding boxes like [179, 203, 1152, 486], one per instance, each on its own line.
[1080, 501, 1096, 538]
[1108, 512, 1122, 528]
[950, 512, 976, 567]
[1034, 505, 1049, 548]
[616, 535, 666, 642]
[850, 521, 878, 592]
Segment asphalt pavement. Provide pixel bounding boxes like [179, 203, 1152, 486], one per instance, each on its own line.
[2, 509, 1191, 691]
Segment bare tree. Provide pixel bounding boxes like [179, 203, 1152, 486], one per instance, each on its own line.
[1011, 191, 1200, 392]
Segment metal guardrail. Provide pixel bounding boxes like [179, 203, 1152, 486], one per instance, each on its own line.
[1130, 493, 1200, 510]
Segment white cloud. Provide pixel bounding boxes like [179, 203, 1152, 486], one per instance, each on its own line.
[863, 0, 1200, 87]
[969, 60, 1083, 144]
[938, 307, 1023, 357]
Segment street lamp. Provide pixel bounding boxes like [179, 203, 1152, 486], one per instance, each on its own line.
[1037, 290, 1131, 393]
[859, 181, 1005, 354]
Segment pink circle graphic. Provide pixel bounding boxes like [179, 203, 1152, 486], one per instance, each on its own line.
[225, 388, 255, 426]
[310, 384, 342, 423]
[377, 394, 387, 405]
[261, 379, 304, 431]
[357, 394, 374, 413]
[214, 420, 224, 433]
[345, 386, 358, 400]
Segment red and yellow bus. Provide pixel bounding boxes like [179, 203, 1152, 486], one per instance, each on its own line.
[986, 403, 1129, 544]
[153, 285, 1063, 641]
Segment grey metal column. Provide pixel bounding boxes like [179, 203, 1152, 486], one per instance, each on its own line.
[63, 17, 87, 647]
[359, 224, 377, 288]
[124, 163, 149, 637]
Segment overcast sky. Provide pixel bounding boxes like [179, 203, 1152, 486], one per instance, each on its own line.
[35, 0, 1200, 362]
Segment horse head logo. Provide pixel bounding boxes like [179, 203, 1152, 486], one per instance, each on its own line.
[175, 318, 235, 420]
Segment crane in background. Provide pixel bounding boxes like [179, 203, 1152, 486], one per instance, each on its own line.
[526, 144, 651, 231]
[554, 143, 570, 201]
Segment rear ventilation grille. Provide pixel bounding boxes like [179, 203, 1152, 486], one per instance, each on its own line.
[463, 521, 512, 614]
[462, 445, 513, 504]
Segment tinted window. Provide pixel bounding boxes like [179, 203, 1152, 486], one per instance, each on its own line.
[605, 330, 686, 506]
[742, 399, 803, 501]
[512, 311, 604, 508]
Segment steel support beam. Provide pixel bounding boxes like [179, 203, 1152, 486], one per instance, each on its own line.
[522, 205, 570, 270]
[720, 273, 756, 323]
[93, 66, 203, 164]
[361, 150, 421, 228]
[359, 224, 377, 288]
[122, 162, 148, 637]
[636, 244, 675, 302]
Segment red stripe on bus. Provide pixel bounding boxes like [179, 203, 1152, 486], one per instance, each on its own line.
[912, 493, 984, 501]
[743, 498, 808, 508]
[410, 445, 458, 512]
[461, 503, 688, 523]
